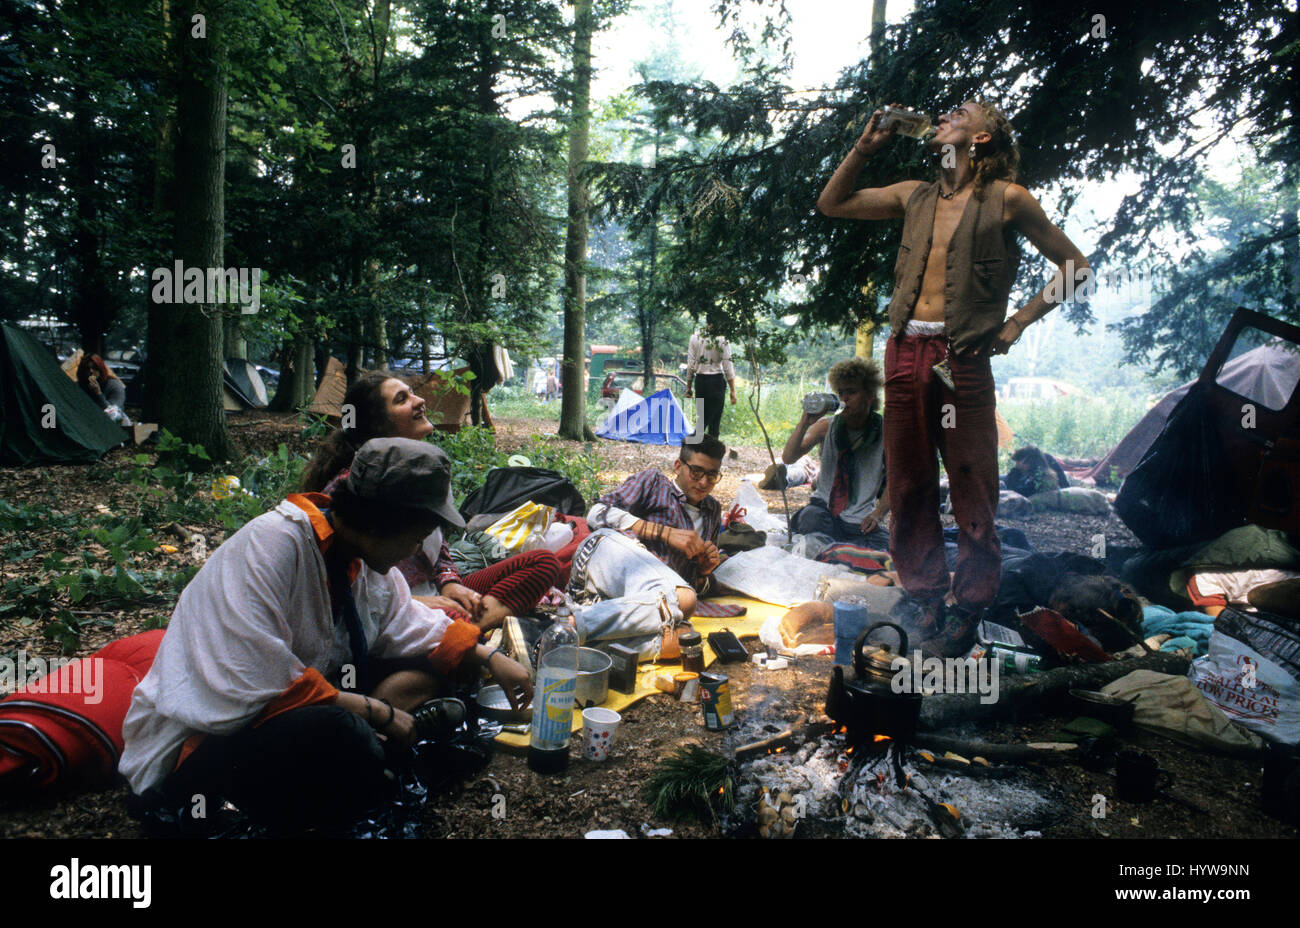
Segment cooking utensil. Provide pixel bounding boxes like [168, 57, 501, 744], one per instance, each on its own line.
[574, 647, 612, 708]
[476, 684, 532, 724]
[824, 622, 922, 741]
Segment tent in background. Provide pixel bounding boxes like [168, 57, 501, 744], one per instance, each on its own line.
[307, 356, 347, 419]
[1087, 344, 1300, 481]
[305, 358, 473, 429]
[222, 358, 269, 410]
[0, 323, 126, 465]
[596, 387, 693, 445]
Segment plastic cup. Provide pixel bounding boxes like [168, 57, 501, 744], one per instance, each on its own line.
[833, 600, 870, 665]
[582, 707, 621, 761]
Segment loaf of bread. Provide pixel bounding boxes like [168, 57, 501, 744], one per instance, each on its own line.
[779, 601, 835, 647]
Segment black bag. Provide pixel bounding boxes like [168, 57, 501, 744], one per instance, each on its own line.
[459, 466, 586, 519]
[1115, 382, 1248, 549]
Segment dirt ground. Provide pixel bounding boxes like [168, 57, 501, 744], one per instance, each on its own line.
[0, 412, 1295, 839]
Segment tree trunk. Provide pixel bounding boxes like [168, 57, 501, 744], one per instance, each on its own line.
[141, 0, 175, 423]
[854, 0, 887, 361]
[558, 0, 594, 441]
[155, 0, 233, 460]
[269, 330, 313, 412]
[642, 134, 661, 392]
[917, 652, 1191, 730]
[223, 314, 246, 360]
[71, 82, 110, 357]
[870, 0, 887, 54]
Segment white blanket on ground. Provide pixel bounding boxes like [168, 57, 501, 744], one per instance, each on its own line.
[713, 545, 853, 608]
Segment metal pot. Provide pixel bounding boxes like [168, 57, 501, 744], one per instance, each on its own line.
[825, 622, 922, 741]
[574, 647, 612, 708]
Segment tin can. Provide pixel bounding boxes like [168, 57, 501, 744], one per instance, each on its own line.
[699, 672, 734, 730]
[991, 646, 1041, 674]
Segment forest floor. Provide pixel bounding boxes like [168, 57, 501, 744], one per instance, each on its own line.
[0, 412, 1294, 840]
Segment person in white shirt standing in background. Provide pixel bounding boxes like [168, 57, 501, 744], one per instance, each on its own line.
[683, 320, 738, 437]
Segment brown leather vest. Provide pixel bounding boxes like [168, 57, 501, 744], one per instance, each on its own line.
[885, 179, 1021, 355]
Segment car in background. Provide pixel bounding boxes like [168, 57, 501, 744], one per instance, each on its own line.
[599, 369, 687, 408]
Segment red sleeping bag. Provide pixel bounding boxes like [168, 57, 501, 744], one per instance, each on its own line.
[0, 629, 163, 792]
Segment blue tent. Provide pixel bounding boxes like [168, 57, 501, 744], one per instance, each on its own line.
[596, 387, 693, 445]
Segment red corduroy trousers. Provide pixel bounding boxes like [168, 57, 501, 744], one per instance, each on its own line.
[884, 332, 1002, 608]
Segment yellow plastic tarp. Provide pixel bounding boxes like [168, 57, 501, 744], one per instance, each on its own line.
[492, 595, 788, 753]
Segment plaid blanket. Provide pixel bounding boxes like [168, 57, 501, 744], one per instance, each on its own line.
[694, 600, 746, 618]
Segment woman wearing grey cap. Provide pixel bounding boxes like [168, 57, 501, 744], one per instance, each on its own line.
[302, 372, 561, 630]
[119, 437, 532, 832]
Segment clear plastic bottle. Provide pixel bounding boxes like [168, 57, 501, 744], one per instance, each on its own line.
[528, 615, 579, 773]
[880, 106, 933, 138]
[536, 606, 578, 663]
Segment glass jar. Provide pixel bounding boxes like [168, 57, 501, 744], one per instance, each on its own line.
[678, 629, 705, 674]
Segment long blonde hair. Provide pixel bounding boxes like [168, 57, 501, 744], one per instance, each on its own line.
[968, 98, 1019, 198]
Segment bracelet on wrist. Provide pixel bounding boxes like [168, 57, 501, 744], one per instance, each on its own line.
[363, 697, 373, 724]
[379, 698, 395, 728]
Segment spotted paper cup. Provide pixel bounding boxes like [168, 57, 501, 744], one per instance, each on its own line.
[582, 707, 622, 761]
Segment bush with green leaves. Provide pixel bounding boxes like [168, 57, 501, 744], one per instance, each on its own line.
[434, 426, 606, 510]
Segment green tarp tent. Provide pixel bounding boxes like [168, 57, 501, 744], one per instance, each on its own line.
[1, 323, 126, 465]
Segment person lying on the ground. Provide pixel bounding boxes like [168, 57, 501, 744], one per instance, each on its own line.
[758, 455, 820, 490]
[1004, 445, 1069, 497]
[76, 353, 130, 425]
[300, 371, 561, 631]
[119, 437, 533, 832]
[572, 435, 731, 658]
[780, 357, 890, 547]
[1186, 567, 1300, 618]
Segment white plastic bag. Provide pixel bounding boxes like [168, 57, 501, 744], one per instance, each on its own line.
[523, 520, 574, 553]
[1188, 632, 1300, 745]
[733, 480, 787, 532]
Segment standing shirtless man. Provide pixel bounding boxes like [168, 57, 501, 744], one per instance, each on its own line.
[817, 100, 1090, 657]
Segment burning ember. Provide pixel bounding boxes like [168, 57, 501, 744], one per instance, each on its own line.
[736, 730, 1055, 839]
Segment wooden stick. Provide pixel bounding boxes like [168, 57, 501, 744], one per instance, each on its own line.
[918, 652, 1191, 729]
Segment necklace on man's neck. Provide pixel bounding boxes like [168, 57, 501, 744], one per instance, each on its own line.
[937, 175, 971, 200]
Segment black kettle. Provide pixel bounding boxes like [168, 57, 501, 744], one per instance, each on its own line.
[825, 622, 922, 741]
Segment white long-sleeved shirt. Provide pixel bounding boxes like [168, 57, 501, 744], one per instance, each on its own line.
[685, 333, 735, 382]
[119, 499, 459, 793]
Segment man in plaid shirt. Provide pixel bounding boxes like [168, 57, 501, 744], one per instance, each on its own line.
[569, 435, 730, 658]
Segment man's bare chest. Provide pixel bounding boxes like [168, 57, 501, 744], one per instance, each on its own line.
[927, 193, 973, 259]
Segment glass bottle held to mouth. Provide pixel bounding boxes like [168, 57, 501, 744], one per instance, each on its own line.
[879, 105, 935, 139]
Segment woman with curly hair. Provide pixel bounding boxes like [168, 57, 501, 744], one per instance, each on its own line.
[76, 353, 130, 423]
[782, 356, 890, 546]
[302, 371, 561, 631]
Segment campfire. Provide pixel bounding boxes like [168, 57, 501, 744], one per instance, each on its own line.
[735, 725, 1058, 838]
